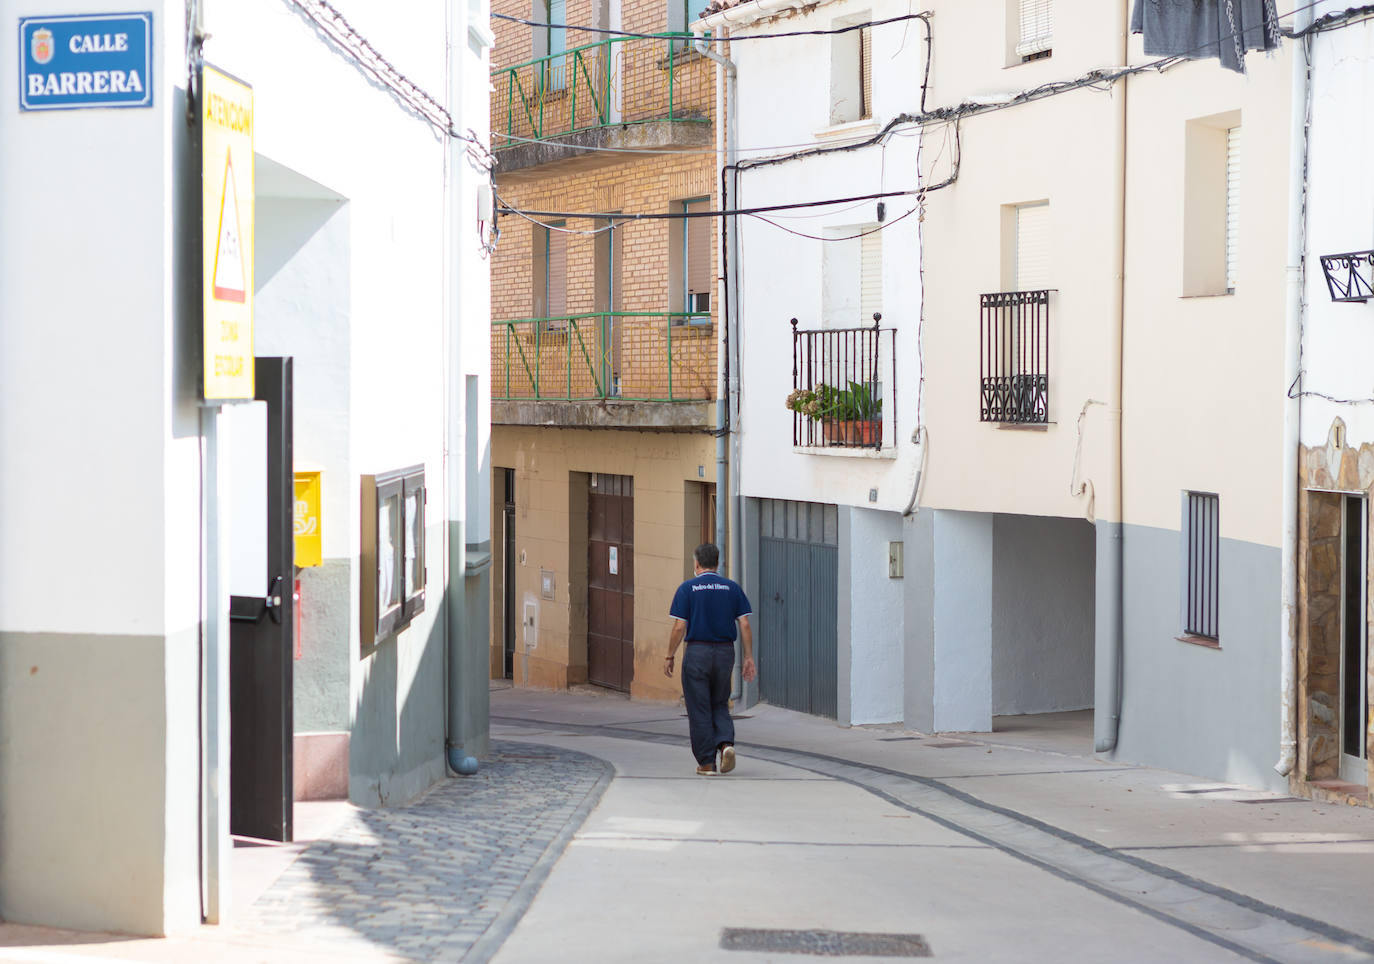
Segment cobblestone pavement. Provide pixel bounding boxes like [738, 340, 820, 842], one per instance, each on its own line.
[239, 741, 611, 963]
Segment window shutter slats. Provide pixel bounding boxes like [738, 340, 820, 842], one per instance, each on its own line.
[1015, 202, 1050, 291]
[1015, 0, 1053, 56]
[686, 200, 710, 295]
[1225, 126, 1240, 292]
[860, 229, 882, 323]
[860, 26, 873, 119]
[548, 229, 567, 317]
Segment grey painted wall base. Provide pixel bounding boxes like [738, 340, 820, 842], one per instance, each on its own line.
[1104, 523, 1285, 792]
[296, 558, 351, 733]
[352, 523, 447, 808]
[0, 629, 201, 935]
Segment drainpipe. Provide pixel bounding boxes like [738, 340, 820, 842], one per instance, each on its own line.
[695, 32, 736, 572]
[1095, 2, 1129, 754]
[1277, 10, 1312, 778]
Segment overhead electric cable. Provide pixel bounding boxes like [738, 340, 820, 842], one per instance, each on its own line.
[489, 10, 929, 41]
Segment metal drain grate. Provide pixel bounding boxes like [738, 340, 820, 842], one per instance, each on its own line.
[721, 928, 932, 957]
[879, 737, 920, 742]
[923, 741, 974, 749]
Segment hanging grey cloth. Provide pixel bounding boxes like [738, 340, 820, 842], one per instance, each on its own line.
[1130, 0, 1281, 73]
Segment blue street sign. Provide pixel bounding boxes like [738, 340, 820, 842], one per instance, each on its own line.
[19, 13, 153, 111]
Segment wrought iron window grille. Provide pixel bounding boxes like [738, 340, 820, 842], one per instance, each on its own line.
[980, 289, 1051, 425]
[790, 315, 896, 451]
[1319, 250, 1374, 303]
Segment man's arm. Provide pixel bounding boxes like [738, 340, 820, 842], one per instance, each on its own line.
[664, 618, 687, 677]
[738, 614, 757, 682]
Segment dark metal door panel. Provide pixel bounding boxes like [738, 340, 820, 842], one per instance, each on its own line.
[229, 357, 295, 842]
[783, 541, 808, 713]
[809, 544, 839, 720]
[588, 477, 633, 692]
[758, 538, 788, 708]
[757, 499, 838, 719]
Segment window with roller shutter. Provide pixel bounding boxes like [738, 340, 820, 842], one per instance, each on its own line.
[678, 198, 711, 324]
[1014, 0, 1052, 61]
[1014, 202, 1049, 292]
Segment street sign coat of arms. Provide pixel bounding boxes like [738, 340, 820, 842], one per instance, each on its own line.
[30, 28, 54, 64]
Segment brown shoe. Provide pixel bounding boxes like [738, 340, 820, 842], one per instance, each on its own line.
[696, 763, 717, 776]
[718, 744, 736, 774]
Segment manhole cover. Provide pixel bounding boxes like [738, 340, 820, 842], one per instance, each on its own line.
[721, 928, 931, 957]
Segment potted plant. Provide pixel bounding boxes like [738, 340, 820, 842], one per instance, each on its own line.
[786, 381, 882, 446]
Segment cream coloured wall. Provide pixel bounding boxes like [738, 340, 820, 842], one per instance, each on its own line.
[493, 425, 717, 702]
[917, 0, 1124, 523]
[1121, 47, 1291, 546]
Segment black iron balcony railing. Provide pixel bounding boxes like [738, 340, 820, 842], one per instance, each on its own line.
[789, 315, 896, 451]
[491, 311, 714, 402]
[980, 290, 1050, 424]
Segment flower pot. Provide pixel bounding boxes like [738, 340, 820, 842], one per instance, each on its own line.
[823, 419, 881, 447]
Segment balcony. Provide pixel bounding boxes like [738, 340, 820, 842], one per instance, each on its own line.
[789, 317, 897, 452]
[491, 312, 716, 429]
[980, 290, 1050, 425]
[490, 36, 713, 178]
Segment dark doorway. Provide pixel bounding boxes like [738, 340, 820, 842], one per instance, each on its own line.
[1341, 494, 1368, 785]
[229, 357, 295, 842]
[588, 473, 634, 691]
[502, 467, 516, 680]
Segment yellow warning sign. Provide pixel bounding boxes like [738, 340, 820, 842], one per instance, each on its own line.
[201, 65, 254, 401]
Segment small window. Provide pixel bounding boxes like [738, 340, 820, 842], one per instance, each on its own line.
[536, 0, 567, 90]
[1182, 491, 1220, 640]
[672, 198, 712, 325]
[533, 222, 568, 331]
[1013, 0, 1053, 62]
[1182, 111, 1241, 297]
[829, 16, 873, 125]
[361, 466, 426, 655]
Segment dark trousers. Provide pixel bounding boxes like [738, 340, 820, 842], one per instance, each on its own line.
[682, 643, 736, 765]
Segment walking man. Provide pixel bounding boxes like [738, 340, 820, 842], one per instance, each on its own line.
[664, 543, 757, 775]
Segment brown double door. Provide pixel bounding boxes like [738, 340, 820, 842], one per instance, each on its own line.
[588, 473, 634, 691]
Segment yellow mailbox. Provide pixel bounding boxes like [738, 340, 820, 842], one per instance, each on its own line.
[294, 470, 322, 567]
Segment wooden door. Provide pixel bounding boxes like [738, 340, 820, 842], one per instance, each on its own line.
[588, 473, 634, 691]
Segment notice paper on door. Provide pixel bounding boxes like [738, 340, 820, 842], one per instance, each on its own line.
[609, 546, 618, 575]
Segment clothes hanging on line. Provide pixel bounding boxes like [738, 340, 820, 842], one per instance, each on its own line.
[1130, 0, 1281, 74]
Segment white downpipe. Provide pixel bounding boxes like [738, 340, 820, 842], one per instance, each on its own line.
[1277, 12, 1312, 778]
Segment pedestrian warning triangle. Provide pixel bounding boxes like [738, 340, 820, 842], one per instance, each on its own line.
[212, 148, 246, 303]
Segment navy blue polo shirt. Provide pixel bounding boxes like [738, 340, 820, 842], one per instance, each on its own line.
[669, 571, 752, 643]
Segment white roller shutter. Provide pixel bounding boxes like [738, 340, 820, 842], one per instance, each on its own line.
[547, 227, 567, 318]
[860, 26, 873, 119]
[860, 229, 882, 324]
[1225, 126, 1240, 292]
[1014, 202, 1050, 291]
[1015, 0, 1053, 57]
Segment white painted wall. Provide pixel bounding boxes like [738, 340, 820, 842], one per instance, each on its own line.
[932, 510, 993, 733]
[846, 508, 904, 724]
[0, 0, 490, 934]
[1300, 10, 1374, 448]
[0, 0, 203, 935]
[722, 0, 925, 517]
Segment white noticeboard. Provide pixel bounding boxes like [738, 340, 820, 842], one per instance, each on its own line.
[609, 546, 618, 575]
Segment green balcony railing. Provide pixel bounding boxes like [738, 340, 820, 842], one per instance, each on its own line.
[491, 35, 712, 147]
[492, 312, 715, 402]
